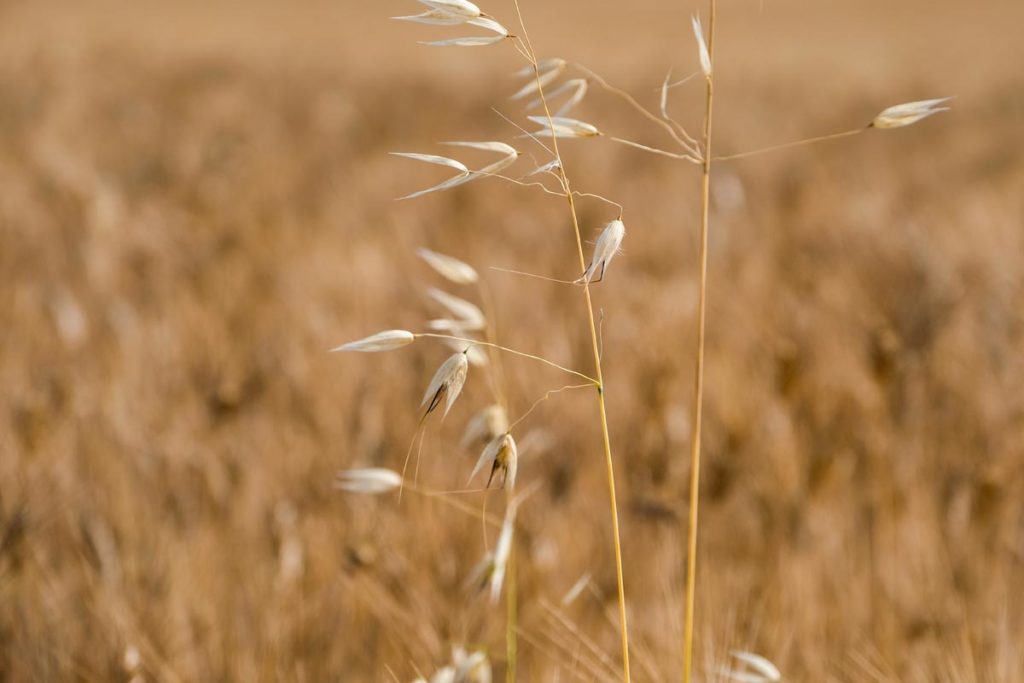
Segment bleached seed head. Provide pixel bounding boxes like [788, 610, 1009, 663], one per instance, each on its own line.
[489, 503, 516, 603]
[527, 159, 561, 177]
[466, 16, 509, 36]
[526, 78, 588, 115]
[421, 352, 469, 417]
[428, 287, 486, 329]
[526, 115, 601, 138]
[445, 339, 489, 366]
[334, 468, 403, 494]
[499, 434, 518, 490]
[469, 432, 504, 484]
[455, 651, 492, 683]
[417, 248, 478, 284]
[331, 329, 415, 352]
[871, 97, 953, 129]
[510, 58, 567, 100]
[419, 0, 481, 19]
[579, 218, 626, 283]
[443, 141, 519, 178]
[721, 650, 782, 682]
[691, 15, 712, 77]
[461, 405, 509, 449]
[429, 666, 457, 683]
[392, 9, 469, 26]
[421, 34, 506, 47]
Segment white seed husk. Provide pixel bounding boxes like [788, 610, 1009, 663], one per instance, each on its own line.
[334, 468, 403, 494]
[692, 15, 712, 77]
[421, 352, 469, 417]
[417, 248, 479, 284]
[579, 218, 626, 284]
[428, 287, 486, 329]
[871, 97, 953, 129]
[331, 329, 416, 352]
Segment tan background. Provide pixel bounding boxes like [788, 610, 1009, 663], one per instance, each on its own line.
[1, 0, 1022, 680]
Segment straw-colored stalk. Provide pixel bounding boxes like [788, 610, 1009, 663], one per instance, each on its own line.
[511, 3, 631, 681]
[683, 1, 715, 681]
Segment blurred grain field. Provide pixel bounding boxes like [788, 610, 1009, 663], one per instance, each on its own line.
[1, 0, 1023, 680]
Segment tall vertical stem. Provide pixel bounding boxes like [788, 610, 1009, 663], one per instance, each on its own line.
[682, 1, 715, 682]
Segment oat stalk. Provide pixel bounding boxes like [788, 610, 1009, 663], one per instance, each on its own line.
[511, 2, 631, 681]
[682, 2, 716, 682]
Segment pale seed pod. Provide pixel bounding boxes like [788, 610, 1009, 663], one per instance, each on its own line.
[417, 248, 479, 284]
[421, 352, 469, 417]
[469, 432, 517, 490]
[461, 405, 509, 449]
[720, 650, 782, 683]
[428, 288, 486, 330]
[334, 468, 403, 495]
[870, 97, 953, 129]
[691, 15, 712, 77]
[578, 218, 626, 284]
[331, 329, 415, 352]
[526, 115, 600, 139]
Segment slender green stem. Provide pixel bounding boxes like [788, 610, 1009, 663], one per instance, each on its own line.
[683, 2, 716, 682]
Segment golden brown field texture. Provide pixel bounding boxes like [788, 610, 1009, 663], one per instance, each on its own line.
[1, 0, 1023, 680]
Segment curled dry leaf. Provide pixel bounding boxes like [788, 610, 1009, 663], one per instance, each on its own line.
[421, 352, 470, 417]
[331, 329, 416, 352]
[578, 218, 626, 284]
[870, 97, 953, 129]
[334, 468, 404, 495]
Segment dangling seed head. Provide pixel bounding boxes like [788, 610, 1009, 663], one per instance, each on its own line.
[870, 97, 953, 129]
[331, 329, 415, 352]
[421, 352, 470, 417]
[417, 248, 479, 284]
[578, 218, 626, 284]
[334, 468, 404, 495]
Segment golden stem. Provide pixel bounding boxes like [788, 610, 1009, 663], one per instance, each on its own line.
[683, 1, 716, 681]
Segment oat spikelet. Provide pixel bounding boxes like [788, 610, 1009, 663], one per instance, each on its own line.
[721, 651, 782, 682]
[577, 218, 626, 284]
[334, 468, 403, 494]
[428, 287, 486, 329]
[461, 404, 509, 449]
[511, 58, 567, 100]
[331, 329, 415, 352]
[870, 97, 953, 129]
[526, 115, 601, 139]
[691, 15, 712, 77]
[469, 432, 518, 490]
[421, 352, 470, 417]
[417, 248, 479, 284]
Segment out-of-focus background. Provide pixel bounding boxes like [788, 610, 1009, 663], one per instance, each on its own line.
[1, 0, 1022, 680]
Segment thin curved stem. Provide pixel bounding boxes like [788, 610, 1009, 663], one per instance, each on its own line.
[683, 2, 716, 681]
[715, 127, 864, 161]
[508, 383, 594, 431]
[577, 63, 700, 156]
[608, 136, 700, 163]
[512, 5, 632, 682]
[415, 333, 598, 385]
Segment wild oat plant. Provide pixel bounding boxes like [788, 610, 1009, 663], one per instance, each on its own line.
[333, 1, 949, 681]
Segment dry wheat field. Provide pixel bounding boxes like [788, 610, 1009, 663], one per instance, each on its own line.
[1, 0, 1023, 681]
